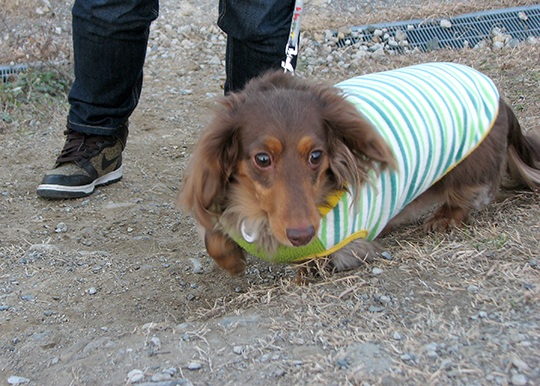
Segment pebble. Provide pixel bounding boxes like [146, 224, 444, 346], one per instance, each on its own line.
[187, 362, 201, 370]
[393, 331, 403, 340]
[336, 359, 349, 368]
[381, 252, 392, 260]
[467, 285, 479, 293]
[55, 222, 68, 233]
[149, 336, 161, 348]
[233, 346, 243, 355]
[127, 369, 145, 383]
[510, 374, 528, 386]
[7, 376, 30, 385]
[400, 353, 412, 361]
[151, 372, 172, 382]
[372, 268, 383, 275]
[440, 19, 452, 28]
[88, 287, 97, 295]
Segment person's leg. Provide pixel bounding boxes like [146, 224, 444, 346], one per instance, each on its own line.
[37, 0, 158, 199]
[218, 0, 296, 94]
[224, 33, 296, 94]
[68, 0, 158, 135]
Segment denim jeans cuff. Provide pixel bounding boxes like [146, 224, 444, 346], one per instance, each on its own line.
[67, 119, 121, 136]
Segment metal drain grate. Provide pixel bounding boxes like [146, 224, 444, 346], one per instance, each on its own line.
[1, 65, 27, 83]
[337, 5, 540, 51]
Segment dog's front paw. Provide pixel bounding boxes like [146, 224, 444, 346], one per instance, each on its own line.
[204, 229, 246, 275]
[329, 238, 382, 272]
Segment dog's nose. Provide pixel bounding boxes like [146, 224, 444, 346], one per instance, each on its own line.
[286, 226, 316, 246]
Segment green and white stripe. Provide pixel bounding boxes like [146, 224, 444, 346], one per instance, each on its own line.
[233, 63, 499, 263]
[323, 62, 499, 245]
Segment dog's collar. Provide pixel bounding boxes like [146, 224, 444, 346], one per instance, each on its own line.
[234, 189, 369, 263]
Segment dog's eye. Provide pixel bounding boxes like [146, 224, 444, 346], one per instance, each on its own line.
[254, 153, 272, 168]
[309, 150, 323, 166]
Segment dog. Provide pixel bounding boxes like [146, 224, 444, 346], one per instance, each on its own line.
[178, 63, 540, 276]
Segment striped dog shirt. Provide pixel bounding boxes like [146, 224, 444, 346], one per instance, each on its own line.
[233, 62, 500, 263]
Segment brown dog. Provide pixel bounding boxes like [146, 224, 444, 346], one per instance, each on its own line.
[178, 63, 540, 276]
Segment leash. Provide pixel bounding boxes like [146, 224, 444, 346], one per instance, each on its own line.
[282, 0, 304, 74]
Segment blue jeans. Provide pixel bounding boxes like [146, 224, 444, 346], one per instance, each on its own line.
[67, 0, 295, 136]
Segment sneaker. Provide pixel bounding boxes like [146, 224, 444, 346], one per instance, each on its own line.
[37, 122, 128, 199]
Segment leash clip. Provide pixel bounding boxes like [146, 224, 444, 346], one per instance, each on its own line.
[281, 0, 304, 74]
[282, 47, 297, 74]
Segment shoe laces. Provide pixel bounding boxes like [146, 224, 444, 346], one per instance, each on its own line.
[56, 129, 110, 165]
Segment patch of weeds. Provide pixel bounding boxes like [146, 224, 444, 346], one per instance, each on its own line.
[1, 69, 71, 105]
[1, 68, 72, 134]
[472, 234, 509, 251]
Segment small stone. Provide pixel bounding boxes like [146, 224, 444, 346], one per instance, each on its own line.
[233, 346, 243, 355]
[149, 336, 161, 348]
[393, 331, 403, 340]
[336, 359, 349, 368]
[55, 222, 68, 233]
[381, 252, 392, 260]
[440, 19, 452, 28]
[529, 260, 538, 268]
[478, 311, 488, 318]
[395, 30, 407, 42]
[162, 367, 177, 375]
[7, 376, 30, 385]
[511, 355, 531, 371]
[400, 353, 411, 361]
[518, 11, 528, 21]
[126, 369, 144, 384]
[151, 372, 172, 382]
[187, 362, 201, 370]
[527, 36, 539, 45]
[21, 295, 35, 300]
[467, 285, 479, 293]
[88, 287, 97, 295]
[493, 41, 505, 50]
[510, 374, 528, 386]
[372, 268, 383, 275]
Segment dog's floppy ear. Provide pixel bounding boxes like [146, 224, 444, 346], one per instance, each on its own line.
[315, 85, 396, 193]
[177, 93, 244, 229]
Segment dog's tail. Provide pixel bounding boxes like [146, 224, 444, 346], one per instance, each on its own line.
[503, 102, 540, 190]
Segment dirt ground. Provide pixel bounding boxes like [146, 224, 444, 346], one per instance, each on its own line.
[1, 0, 539, 385]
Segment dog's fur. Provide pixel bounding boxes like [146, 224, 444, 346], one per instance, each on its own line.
[178, 70, 540, 275]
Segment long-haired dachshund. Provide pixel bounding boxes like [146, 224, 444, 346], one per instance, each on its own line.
[178, 63, 540, 276]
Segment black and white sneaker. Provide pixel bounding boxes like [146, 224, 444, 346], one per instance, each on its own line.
[37, 122, 128, 199]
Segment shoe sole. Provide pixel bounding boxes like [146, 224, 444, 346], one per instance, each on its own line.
[37, 166, 123, 199]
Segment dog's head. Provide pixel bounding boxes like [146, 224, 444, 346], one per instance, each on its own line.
[178, 71, 395, 250]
